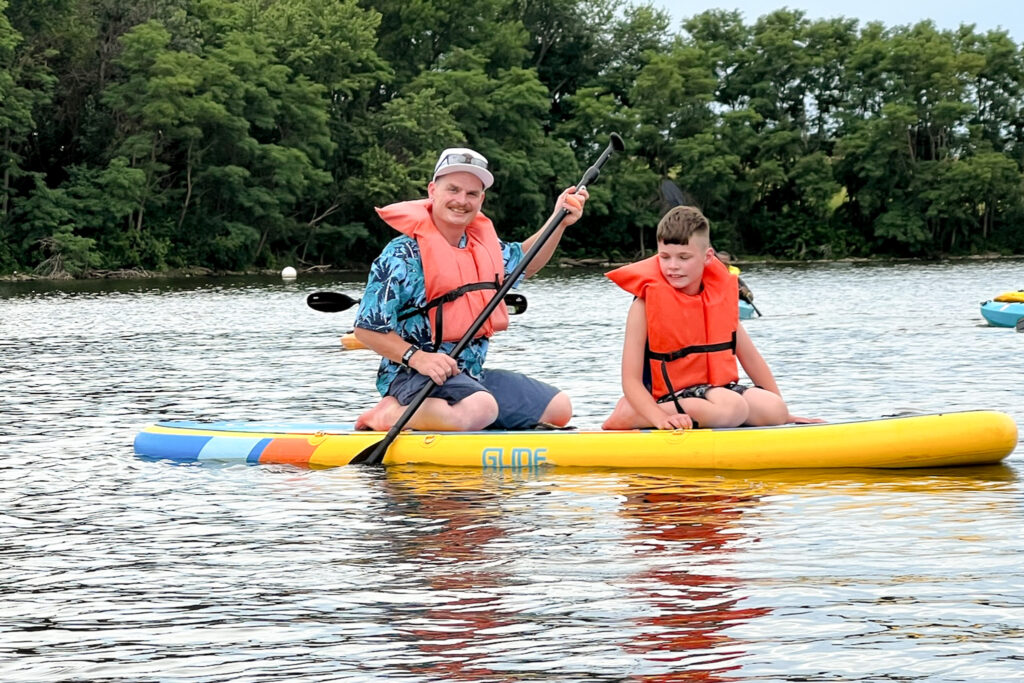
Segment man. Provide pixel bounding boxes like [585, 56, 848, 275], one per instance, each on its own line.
[353, 147, 588, 431]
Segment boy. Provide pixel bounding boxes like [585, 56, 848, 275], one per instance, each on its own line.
[602, 206, 815, 430]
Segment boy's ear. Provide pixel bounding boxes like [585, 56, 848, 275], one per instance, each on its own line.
[703, 247, 715, 264]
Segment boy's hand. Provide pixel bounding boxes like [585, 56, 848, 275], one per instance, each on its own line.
[656, 413, 694, 430]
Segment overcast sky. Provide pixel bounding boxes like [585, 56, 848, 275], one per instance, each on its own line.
[656, 1, 1022, 42]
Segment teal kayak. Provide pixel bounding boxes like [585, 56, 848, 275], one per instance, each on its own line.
[980, 299, 1024, 327]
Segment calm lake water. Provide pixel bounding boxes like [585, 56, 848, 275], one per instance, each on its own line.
[2, 260, 1023, 681]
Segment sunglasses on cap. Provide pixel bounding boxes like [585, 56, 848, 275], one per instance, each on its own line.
[435, 152, 488, 172]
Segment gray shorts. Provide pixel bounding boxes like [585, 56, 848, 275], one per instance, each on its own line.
[386, 368, 560, 430]
[656, 382, 752, 403]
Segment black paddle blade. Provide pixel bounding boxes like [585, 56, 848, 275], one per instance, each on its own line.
[660, 178, 686, 207]
[348, 440, 383, 466]
[307, 291, 360, 312]
[659, 179, 699, 216]
[504, 292, 527, 315]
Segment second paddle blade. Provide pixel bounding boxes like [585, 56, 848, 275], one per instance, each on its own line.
[307, 291, 360, 313]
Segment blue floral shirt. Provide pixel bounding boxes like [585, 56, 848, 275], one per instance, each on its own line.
[354, 233, 525, 395]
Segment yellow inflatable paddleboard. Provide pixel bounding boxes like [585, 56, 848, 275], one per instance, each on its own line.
[135, 411, 1017, 470]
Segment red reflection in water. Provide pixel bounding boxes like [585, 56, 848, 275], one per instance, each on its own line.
[377, 473, 773, 681]
[381, 475, 515, 681]
[621, 485, 771, 682]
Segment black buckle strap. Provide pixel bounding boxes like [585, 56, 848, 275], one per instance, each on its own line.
[660, 361, 686, 415]
[650, 331, 737, 416]
[648, 331, 737, 363]
[398, 278, 501, 347]
[397, 279, 499, 322]
[421, 280, 499, 314]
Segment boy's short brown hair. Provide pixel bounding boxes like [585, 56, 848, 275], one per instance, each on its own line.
[657, 205, 709, 246]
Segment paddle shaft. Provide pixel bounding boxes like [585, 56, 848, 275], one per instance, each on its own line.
[741, 289, 763, 317]
[352, 134, 624, 465]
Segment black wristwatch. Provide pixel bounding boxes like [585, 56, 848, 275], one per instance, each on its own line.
[400, 345, 417, 368]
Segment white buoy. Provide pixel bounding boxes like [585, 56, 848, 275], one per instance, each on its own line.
[281, 266, 297, 280]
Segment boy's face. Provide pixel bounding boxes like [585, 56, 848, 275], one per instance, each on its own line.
[656, 239, 713, 294]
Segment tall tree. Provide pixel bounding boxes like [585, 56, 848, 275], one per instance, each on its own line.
[1, 0, 57, 268]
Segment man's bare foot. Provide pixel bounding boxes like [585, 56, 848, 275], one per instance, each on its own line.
[355, 396, 401, 431]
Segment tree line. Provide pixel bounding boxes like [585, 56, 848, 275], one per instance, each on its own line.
[2, 0, 1024, 278]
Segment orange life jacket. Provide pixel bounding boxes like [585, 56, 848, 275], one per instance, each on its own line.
[606, 255, 739, 400]
[376, 199, 509, 346]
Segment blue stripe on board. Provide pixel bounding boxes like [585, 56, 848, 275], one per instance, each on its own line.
[133, 432, 211, 462]
[247, 438, 272, 464]
[197, 436, 267, 462]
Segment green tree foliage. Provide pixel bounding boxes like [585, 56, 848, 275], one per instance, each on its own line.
[0, 0, 58, 270]
[3, 0, 1024, 278]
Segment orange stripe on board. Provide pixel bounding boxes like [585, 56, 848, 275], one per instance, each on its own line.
[258, 437, 318, 465]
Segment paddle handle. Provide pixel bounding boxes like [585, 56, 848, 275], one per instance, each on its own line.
[356, 133, 624, 465]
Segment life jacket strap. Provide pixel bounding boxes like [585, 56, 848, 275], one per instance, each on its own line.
[647, 331, 737, 363]
[397, 278, 500, 347]
[660, 360, 687, 416]
[651, 331, 738, 414]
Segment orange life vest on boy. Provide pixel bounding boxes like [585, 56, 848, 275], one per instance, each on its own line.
[376, 199, 509, 347]
[606, 255, 739, 400]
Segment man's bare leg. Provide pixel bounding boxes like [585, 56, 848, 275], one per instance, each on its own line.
[539, 391, 573, 427]
[355, 391, 498, 432]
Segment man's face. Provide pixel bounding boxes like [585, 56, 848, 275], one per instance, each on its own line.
[428, 172, 485, 232]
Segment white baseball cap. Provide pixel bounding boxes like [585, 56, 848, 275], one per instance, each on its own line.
[432, 147, 494, 190]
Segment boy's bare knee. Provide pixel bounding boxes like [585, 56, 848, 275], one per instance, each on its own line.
[720, 401, 749, 428]
[693, 389, 749, 428]
[743, 392, 789, 426]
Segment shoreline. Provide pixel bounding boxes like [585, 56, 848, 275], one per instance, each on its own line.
[2, 252, 1021, 283]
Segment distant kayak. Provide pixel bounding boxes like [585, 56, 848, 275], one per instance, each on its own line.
[134, 410, 1017, 470]
[341, 331, 365, 350]
[981, 291, 1024, 328]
